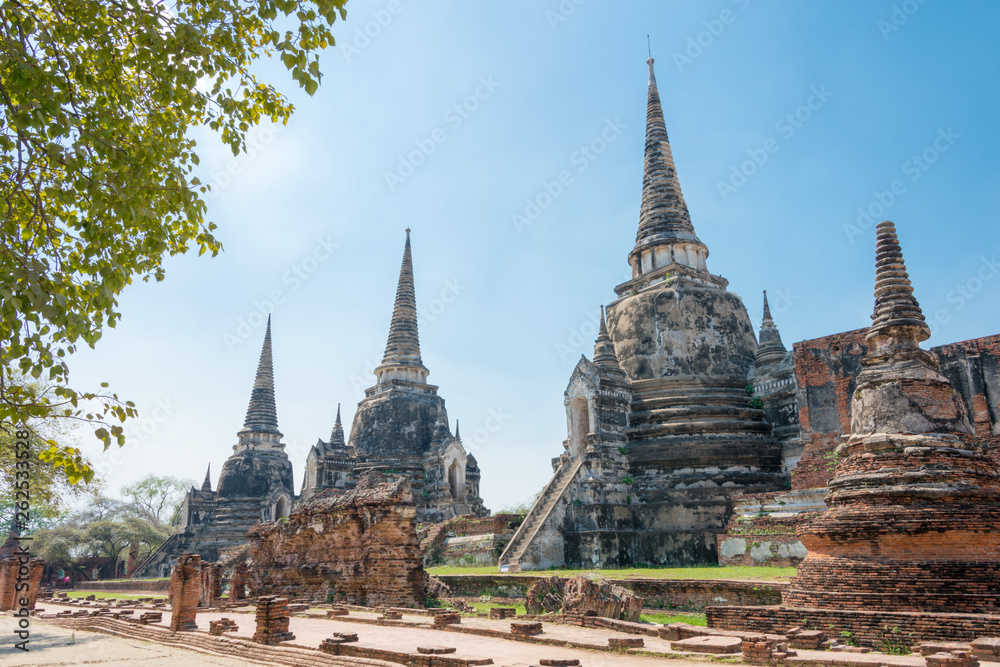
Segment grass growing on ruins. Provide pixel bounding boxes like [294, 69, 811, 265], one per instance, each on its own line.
[640, 611, 707, 626]
[426, 565, 797, 581]
[466, 600, 528, 616]
[64, 591, 167, 600]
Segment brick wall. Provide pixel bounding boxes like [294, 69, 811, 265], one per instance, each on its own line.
[248, 472, 424, 607]
[0, 556, 44, 611]
[934, 333, 1000, 461]
[708, 605, 1000, 647]
[790, 330, 1000, 490]
[790, 329, 867, 490]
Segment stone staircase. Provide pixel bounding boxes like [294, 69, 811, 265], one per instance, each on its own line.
[498, 457, 584, 572]
[131, 499, 266, 578]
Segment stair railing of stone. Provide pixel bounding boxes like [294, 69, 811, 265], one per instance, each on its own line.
[131, 532, 182, 578]
[498, 458, 584, 571]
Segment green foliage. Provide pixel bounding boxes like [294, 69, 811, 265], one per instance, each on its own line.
[0, 0, 348, 478]
[749, 396, 764, 409]
[877, 625, 913, 655]
[0, 416, 95, 529]
[622, 475, 633, 485]
[499, 488, 542, 516]
[823, 449, 843, 472]
[617, 446, 628, 455]
[120, 474, 193, 526]
[32, 482, 177, 570]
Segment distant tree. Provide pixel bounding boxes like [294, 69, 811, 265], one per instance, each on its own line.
[32, 522, 86, 570]
[121, 474, 193, 527]
[499, 489, 543, 516]
[0, 0, 349, 483]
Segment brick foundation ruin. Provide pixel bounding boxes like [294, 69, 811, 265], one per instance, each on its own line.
[0, 555, 44, 611]
[229, 562, 248, 601]
[248, 471, 425, 607]
[169, 553, 201, 631]
[200, 562, 222, 607]
[710, 222, 1000, 643]
[253, 595, 295, 645]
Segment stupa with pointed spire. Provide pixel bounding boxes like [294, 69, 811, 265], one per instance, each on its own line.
[216, 317, 295, 498]
[299, 231, 487, 522]
[500, 57, 785, 572]
[754, 221, 1000, 627]
[134, 322, 297, 577]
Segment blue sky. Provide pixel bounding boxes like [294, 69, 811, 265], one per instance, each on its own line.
[69, 0, 1000, 511]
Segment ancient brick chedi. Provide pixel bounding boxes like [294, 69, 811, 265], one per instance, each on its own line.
[300, 231, 487, 523]
[132, 319, 297, 577]
[500, 58, 785, 570]
[248, 471, 425, 608]
[784, 221, 1000, 613]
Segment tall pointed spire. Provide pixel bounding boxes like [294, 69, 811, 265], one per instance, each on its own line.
[593, 306, 627, 378]
[376, 229, 429, 383]
[630, 58, 707, 274]
[867, 221, 930, 354]
[201, 464, 212, 492]
[454, 420, 461, 441]
[329, 403, 346, 448]
[756, 291, 788, 367]
[243, 316, 281, 434]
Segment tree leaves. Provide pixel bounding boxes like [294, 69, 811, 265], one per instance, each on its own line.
[0, 0, 347, 479]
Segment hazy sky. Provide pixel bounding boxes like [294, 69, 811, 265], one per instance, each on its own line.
[68, 1, 1000, 512]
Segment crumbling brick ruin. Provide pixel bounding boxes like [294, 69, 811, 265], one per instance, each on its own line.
[248, 471, 425, 607]
[199, 562, 222, 607]
[169, 553, 201, 631]
[710, 222, 1000, 643]
[785, 222, 1000, 615]
[229, 561, 248, 601]
[253, 596, 295, 645]
[0, 555, 43, 611]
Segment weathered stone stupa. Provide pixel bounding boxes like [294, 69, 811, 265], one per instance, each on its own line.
[299, 231, 488, 523]
[785, 221, 1000, 613]
[499, 59, 785, 571]
[132, 320, 296, 577]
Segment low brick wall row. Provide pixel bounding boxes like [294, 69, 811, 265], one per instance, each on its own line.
[707, 605, 1000, 647]
[43, 616, 398, 667]
[436, 575, 786, 610]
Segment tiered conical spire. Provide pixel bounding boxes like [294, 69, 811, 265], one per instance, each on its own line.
[756, 291, 788, 367]
[376, 230, 428, 381]
[201, 464, 212, 492]
[633, 58, 705, 254]
[593, 306, 626, 378]
[868, 221, 930, 350]
[243, 316, 281, 434]
[329, 404, 346, 448]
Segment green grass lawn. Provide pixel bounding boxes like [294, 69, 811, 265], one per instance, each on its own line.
[640, 611, 707, 626]
[465, 600, 528, 615]
[426, 565, 795, 581]
[62, 591, 167, 600]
